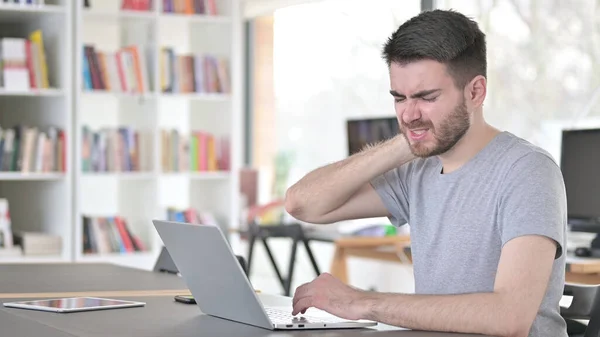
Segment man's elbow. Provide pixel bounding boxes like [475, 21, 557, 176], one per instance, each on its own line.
[502, 322, 531, 337]
[284, 186, 303, 218]
[284, 186, 328, 224]
[499, 306, 535, 337]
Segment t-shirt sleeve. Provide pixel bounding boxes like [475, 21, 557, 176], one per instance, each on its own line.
[370, 166, 410, 227]
[498, 152, 567, 259]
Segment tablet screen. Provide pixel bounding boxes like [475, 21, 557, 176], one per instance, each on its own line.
[17, 297, 136, 309]
[3, 297, 145, 312]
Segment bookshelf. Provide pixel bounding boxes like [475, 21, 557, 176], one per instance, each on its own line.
[0, 0, 72, 263]
[72, 0, 242, 270]
[0, 0, 242, 270]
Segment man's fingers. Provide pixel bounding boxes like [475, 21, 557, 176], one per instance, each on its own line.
[292, 291, 312, 311]
[292, 297, 313, 316]
[292, 283, 313, 308]
[294, 282, 310, 298]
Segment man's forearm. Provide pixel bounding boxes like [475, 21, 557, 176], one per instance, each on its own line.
[285, 135, 413, 221]
[359, 292, 529, 337]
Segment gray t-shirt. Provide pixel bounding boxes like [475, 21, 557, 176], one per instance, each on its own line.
[371, 131, 567, 337]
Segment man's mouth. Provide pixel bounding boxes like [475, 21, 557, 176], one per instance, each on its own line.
[408, 128, 429, 140]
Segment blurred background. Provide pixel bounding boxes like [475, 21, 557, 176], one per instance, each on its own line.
[1, 0, 599, 301]
[242, 0, 600, 294]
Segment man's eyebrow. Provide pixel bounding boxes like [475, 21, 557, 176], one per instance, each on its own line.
[389, 89, 441, 99]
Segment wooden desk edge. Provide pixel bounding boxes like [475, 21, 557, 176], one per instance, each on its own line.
[334, 236, 411, 248]
[567, 261, 600, 274]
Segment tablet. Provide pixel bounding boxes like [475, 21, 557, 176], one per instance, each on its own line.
[3, 297, 146, 313]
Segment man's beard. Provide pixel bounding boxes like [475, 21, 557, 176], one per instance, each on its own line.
[401, 99, 470, 158]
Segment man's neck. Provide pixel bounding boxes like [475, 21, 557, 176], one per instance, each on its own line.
[438, 121, 501, 174]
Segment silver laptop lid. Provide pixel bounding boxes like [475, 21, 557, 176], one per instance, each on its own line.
[152, 220, 273, 330]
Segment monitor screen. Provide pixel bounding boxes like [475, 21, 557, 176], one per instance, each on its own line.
[560, 128, 600, 222]
[347, 117, 399, 156]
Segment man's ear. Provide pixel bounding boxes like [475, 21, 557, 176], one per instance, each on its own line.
[466, 75, 487, 108]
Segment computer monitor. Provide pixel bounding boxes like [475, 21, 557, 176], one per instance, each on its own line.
[346, 117, 399, 156]
[560, 128, 600, 255]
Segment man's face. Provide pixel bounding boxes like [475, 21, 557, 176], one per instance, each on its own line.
[389, 60, 471, 158]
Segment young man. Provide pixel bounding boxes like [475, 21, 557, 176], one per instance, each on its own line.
[284, 9, 568, 337]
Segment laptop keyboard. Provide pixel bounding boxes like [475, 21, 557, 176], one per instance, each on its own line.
[264, 307, 345, 324]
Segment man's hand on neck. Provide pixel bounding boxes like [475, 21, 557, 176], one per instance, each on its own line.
[285, 134, 415, 224]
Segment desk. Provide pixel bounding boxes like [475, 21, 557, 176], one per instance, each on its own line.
[0, 262, 189, 298]
[0, 262, 490, 336]
[328, 235, 600, 285]
[0, 294, 489, 337]
[0, 306, 75, 337]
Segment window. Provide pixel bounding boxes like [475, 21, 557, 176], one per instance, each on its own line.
[252, 0, 421, 201]
[250, 0, 600, 203]
[435, 0, 600, 162]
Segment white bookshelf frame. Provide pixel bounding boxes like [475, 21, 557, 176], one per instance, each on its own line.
[0, 0, 243, 271]
[0, 0, 73, 264]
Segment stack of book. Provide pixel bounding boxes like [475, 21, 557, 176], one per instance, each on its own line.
[159, 48, 229, 94]
[0, 198, 62, 257]
[162, 0, 217, 15]
[0, 198, 17, 256]
[81, 125, 152, 173]
[0, 30, 50, 92]
[82, 215, 147, 255]
[121, 0, 151, 11]
[82, 44, 153, 94]
[14, 232, 62, 256]
[84, 0, 151, 11]
[166, 207, 218, 226]
[0, 1, 47, 8]
[0, 125, 66, 173]
[160, 129, 230, 172]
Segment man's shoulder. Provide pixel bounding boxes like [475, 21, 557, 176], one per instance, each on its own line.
[392, 132, 561, 180]
[495, 132, 560, 172]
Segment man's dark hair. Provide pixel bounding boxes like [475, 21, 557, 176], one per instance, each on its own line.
[382, 9, 486, 89]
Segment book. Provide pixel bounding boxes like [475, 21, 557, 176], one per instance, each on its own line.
[82, 44, 152, 94]
[0, 198, 12, 249]
[82, 125, 151, 173]
[13, 231, 62, 256]
[0, 125, 66, 173]
[159, 48, 230, 94]
[162, 0, 215, 14]
[0, 30, 50, 91]
[161, 129, 230, 172]
[82, 215, 147, 255]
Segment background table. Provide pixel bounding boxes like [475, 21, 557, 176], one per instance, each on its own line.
[328, 236, 600, 285]
[329, 235, 411, 283]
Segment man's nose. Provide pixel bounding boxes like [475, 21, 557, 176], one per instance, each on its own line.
[401, 101, 421, 125]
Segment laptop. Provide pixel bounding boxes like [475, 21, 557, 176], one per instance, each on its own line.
[152, 220, 378, 330]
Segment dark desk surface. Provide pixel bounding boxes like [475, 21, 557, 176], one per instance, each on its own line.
[0, 263, 187, 294]
[0, 307, 76, 337]
[0, 294, 487, 337]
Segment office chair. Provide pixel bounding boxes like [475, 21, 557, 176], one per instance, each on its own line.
[562, 283, 600, 337]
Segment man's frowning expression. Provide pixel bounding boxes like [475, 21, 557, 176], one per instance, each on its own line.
[389, 59, 471, 158]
